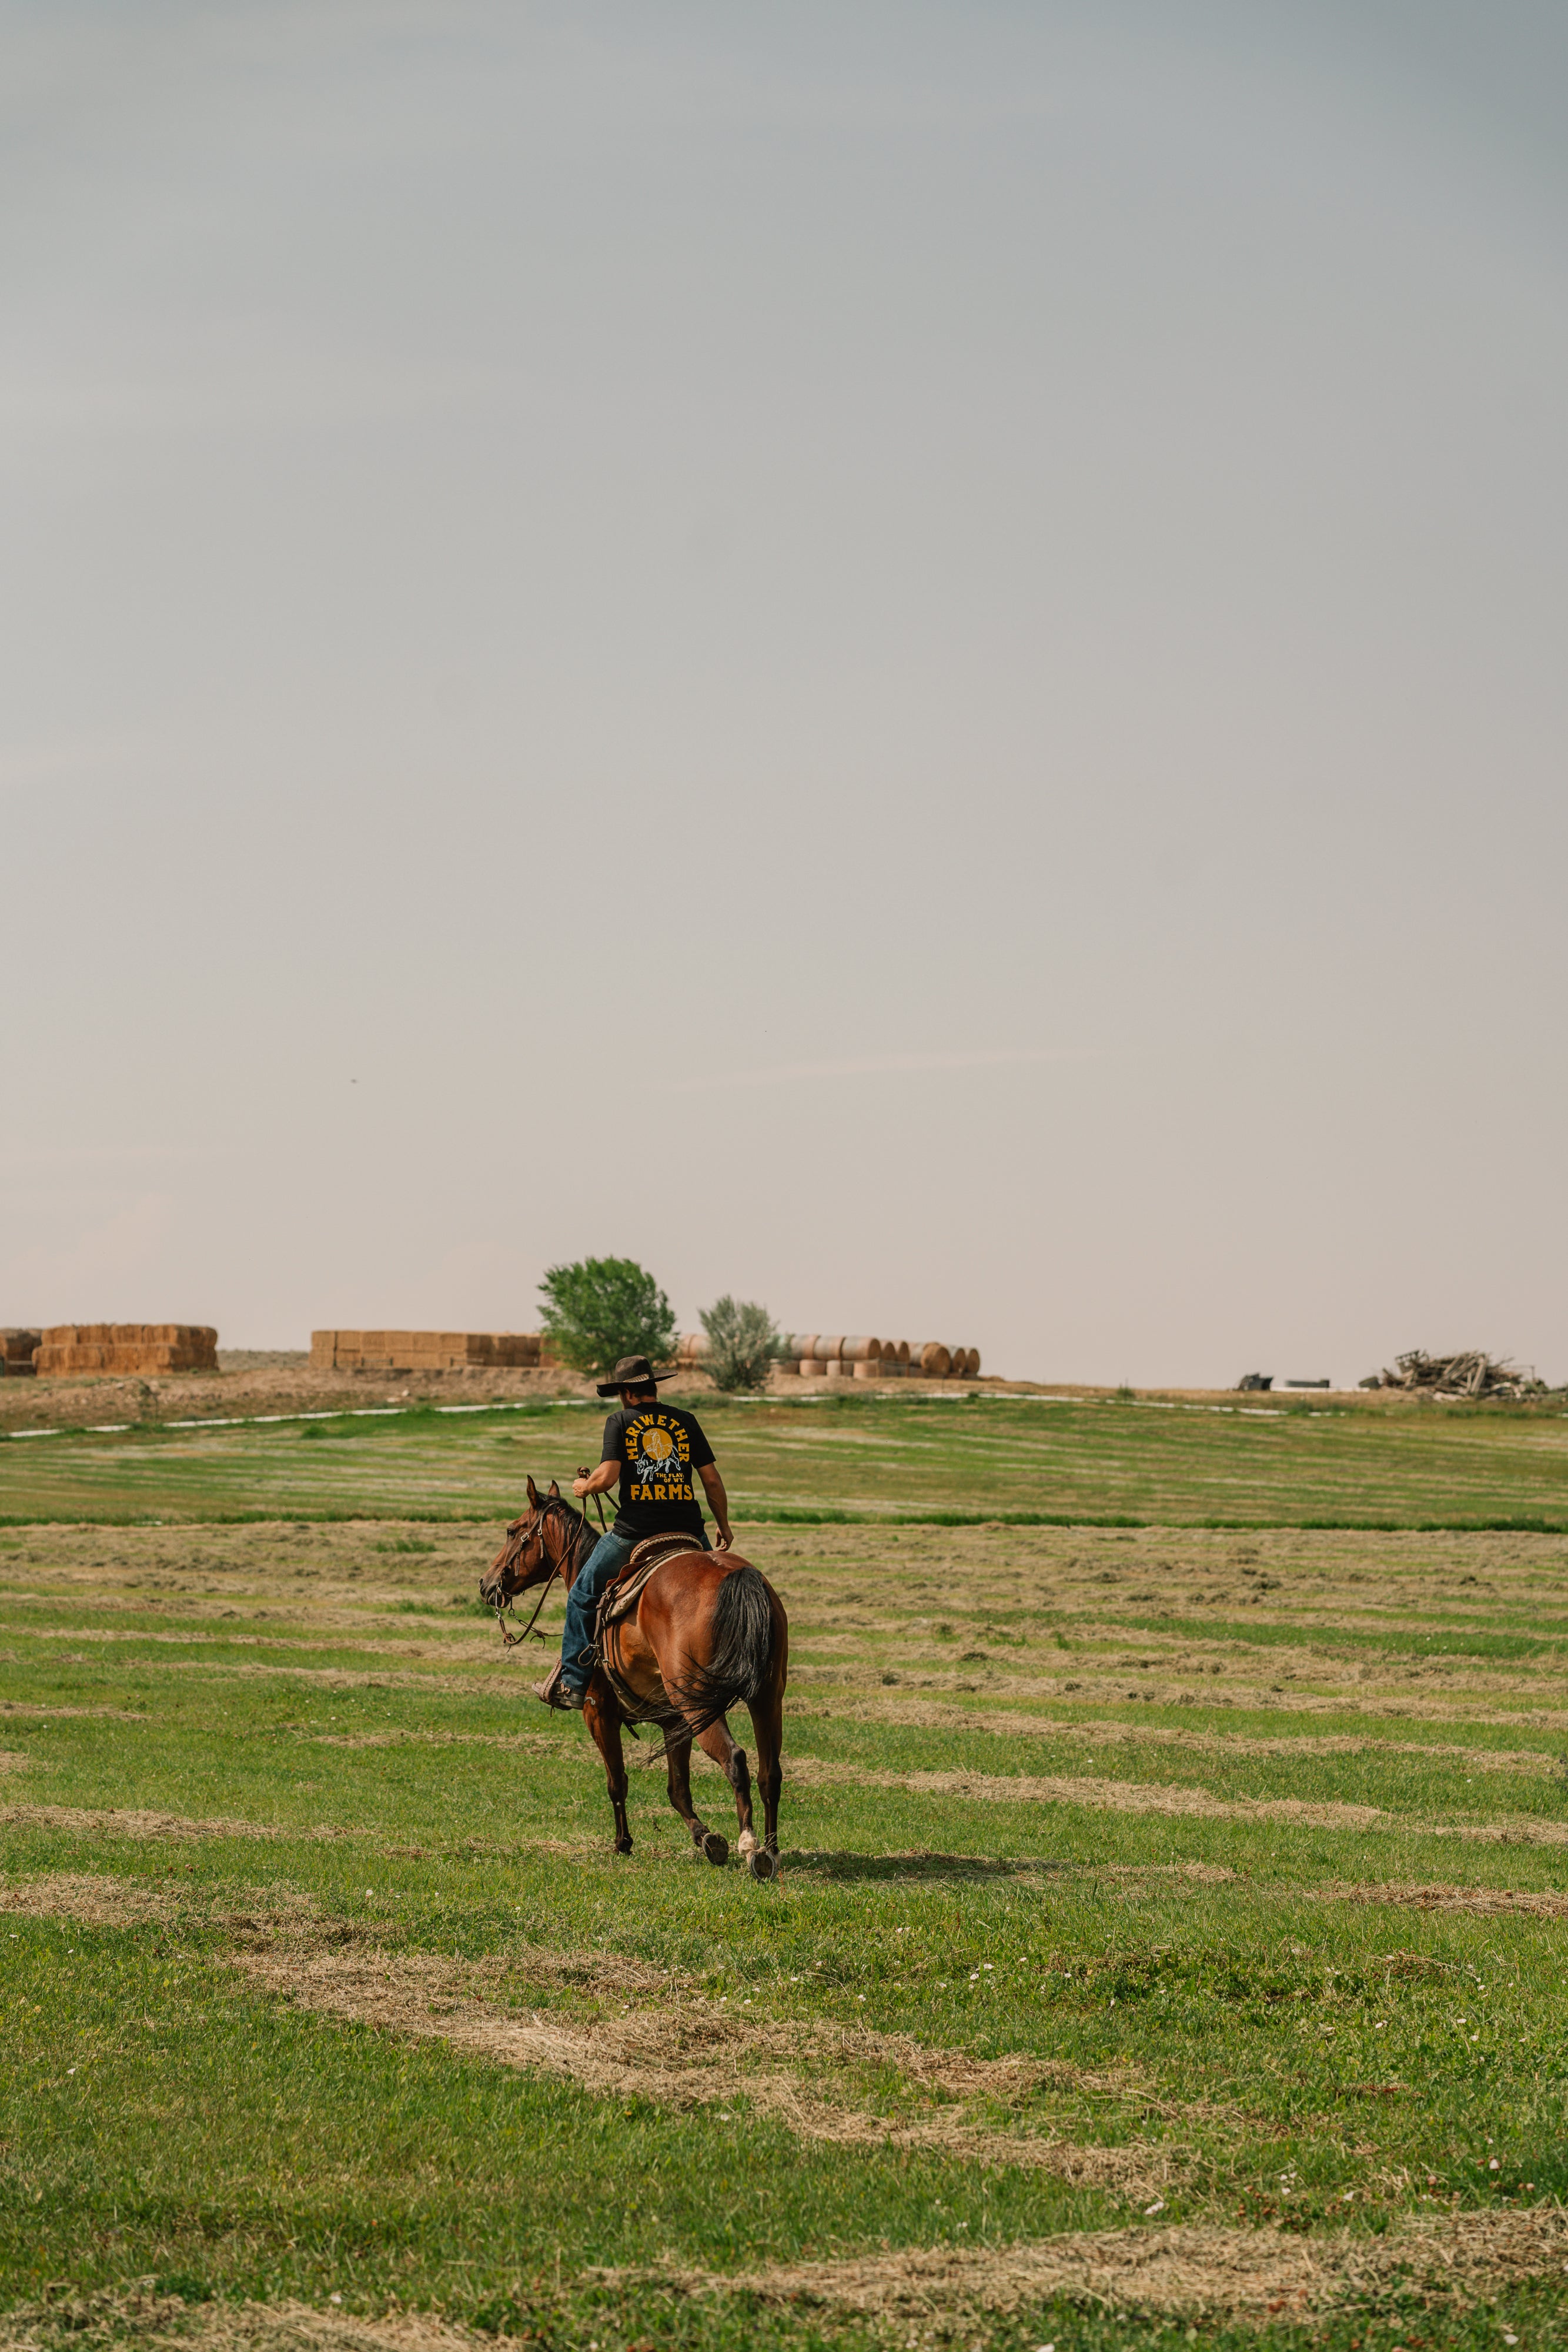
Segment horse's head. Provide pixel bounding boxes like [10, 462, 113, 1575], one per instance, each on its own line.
[479, 1475, 569, 1611]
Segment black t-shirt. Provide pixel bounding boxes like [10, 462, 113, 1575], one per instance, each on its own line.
[601, 1402, 715, 1538]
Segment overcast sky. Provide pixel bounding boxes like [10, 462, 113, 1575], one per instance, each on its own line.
[4, 1, 1565, 1386]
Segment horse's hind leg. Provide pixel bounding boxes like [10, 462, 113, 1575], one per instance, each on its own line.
[748, 1673, 784, 1863]
[583, 1682, 633, 1855]
[665, 1735, 729, 1866]
[696, 1719, 768, 1877]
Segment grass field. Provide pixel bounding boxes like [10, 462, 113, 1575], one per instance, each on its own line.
[4, 1398, 1568, 2350]
[4, 1388, 1568, 1531]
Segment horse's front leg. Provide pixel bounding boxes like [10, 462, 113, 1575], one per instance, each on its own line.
[696, 1719, 771, 1880]
[665, 1735, 729, 1866]
[583, 1679, 633, 1855]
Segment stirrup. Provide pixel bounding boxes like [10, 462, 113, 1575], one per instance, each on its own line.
[534, 1661, 585, 1711]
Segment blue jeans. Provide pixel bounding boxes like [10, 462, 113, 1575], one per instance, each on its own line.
[560, 1525, 710, 1692]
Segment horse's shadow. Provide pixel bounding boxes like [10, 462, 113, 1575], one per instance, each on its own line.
[778, 1849, 1072, 1883]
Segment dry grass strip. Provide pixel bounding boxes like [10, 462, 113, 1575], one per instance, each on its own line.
[227, 1936, 1186, 2193]
[307, 1730, 556, 1753]
[4, 2214, 1567, 2351]
[0, 1870, 178, 1925]
[0, 1702, 148, 1721]
[786, 1755, 1568, 1845]
[1313, 1880, 1568, 1918]
[0, 2291, 486, 2352]
[95, 1659, 522, 1696]
[862, 1699, 1562, 1776]
[0, 1805, 350, 1843]
[627, 2206, 1568, 2324]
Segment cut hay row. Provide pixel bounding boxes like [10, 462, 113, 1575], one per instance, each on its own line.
[5, 2202, 1568, 2350]
[621, 2206, 1568, 2324]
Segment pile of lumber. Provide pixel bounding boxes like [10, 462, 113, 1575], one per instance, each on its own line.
[35, 1325, 218, 1376]
[1368, 1349, 1545, 1401]
[783, 1335, 981, 1381]
[1, 1329, 40, 1378]
[309, 1331, 556, 1374]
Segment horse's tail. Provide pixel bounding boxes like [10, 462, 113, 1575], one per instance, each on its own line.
[669, 1561, 777, 1742]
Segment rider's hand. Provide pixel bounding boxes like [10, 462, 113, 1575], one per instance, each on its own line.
[571, 1476, 591, 1499]
[714, 1526, 733, 1551]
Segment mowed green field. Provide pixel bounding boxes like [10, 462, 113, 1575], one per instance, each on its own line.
[4, 1388, 1568, 1529]
[5, 1404, 1568, 2351]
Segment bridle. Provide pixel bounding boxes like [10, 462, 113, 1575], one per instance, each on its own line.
[492, 1481, 607, 1649]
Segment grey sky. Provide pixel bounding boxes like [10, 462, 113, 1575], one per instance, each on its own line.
[4, 1, 1565, 1386]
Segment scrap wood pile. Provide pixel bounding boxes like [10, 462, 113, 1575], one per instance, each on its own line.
[35, 1324, 218, 1375]
[678, 1331, 980, 1380]
[1368, 1348, 1546, 1401]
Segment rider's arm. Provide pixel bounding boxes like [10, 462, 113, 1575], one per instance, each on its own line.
[698, 1461, 733, 1549]
[573, 1462, 618, 1498]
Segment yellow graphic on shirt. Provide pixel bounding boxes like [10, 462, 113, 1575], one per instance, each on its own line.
[624, 1411, 694, 1506]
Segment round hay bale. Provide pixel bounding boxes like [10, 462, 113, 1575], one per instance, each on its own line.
[840, 1337, 882, 1361]
[917, 1342, 951, 1378]
[965, 1347, 981, 1377]
[814, 1335, 845, 1361]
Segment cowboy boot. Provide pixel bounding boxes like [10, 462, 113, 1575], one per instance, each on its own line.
[533, 1659, 585, 1710]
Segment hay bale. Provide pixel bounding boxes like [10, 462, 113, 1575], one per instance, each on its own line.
[840, 1337, 882, 1362]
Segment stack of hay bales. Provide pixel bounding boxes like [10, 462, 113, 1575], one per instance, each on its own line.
[1, 1330, 41, 1377]
[34, 1325, 218, 1376]
[676, 1333, 708, 1366]
[783, 1336, 981, 1381]
[309, 1331, 555, 1374]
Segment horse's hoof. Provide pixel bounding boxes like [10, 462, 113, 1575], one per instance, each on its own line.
[615, 1839, 634, 1856]
[747, 1847, 776, 1882]
[701, 1831, 729, 1866]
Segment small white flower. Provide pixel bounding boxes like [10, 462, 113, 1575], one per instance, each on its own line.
[1490, 2158, 1500, 2170]
[329, 2294, 342, 2306]
[1145, 2199, 1165, 2214]
[67, 2068, 76, 2076]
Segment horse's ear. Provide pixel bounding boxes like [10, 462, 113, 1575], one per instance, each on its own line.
[547, 1479, 561, 1498]
[526, 1475, 541, 1508]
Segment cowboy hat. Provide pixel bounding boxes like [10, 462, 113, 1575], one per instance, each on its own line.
[595, 1354, 666, 1397]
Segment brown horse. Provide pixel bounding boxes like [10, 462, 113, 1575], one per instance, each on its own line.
[479, 1476, 787, 1877]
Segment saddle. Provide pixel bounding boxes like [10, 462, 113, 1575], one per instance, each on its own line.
[594, 1531, 706, 1640]
[593, 1531, 708, 1732]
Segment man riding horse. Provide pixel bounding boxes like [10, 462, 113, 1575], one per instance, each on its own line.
[536, 1353, 734, 1709]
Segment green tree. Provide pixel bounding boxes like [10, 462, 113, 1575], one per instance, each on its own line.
[700, 1295, 783, 1392]
[537, 1256, 678, 1379]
